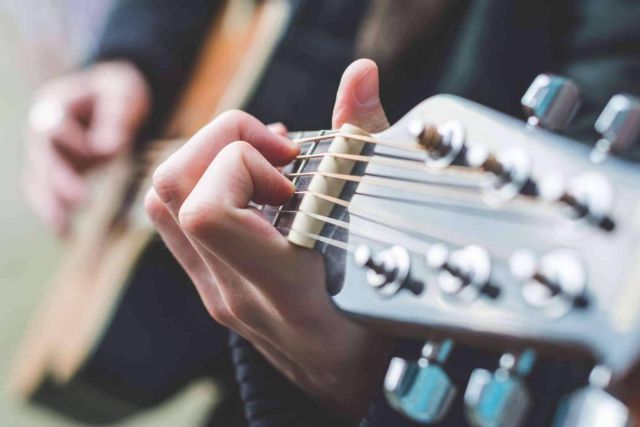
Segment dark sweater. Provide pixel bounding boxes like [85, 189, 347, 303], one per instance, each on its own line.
[92, 1, 640, 426]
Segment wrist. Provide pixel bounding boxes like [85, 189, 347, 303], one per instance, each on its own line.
[305, 327, 392, 421]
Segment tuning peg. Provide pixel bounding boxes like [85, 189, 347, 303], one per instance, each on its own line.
[591, 94, 640, 163]
[426, 244, 496, 301]
[408, 119, 466, 169]
[354, 245, 422, 296]
[509, 249, 588, 317]
[464, 350, 535, 427]
[384, 340, 456, 424]
[521, 74, 581, 131]
[553, 365, 631, 427]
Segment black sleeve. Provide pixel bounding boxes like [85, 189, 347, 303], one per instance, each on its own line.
[90, 0, 223, 132]
[558, 0, 640, 148]
[227, 332, 352, 427]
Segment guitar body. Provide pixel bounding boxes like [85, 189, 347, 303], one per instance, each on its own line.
[10, 0, 292, 422]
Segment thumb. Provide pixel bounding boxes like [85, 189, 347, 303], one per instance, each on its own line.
[332, 59, 389, 133]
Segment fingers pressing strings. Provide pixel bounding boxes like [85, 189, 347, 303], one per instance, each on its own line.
[153, 110, 298, 216]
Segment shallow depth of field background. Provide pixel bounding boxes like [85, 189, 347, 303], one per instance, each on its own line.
[0, 1, 211, 425]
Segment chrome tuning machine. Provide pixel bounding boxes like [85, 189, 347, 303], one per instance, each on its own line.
[426, 244, 497, 301]
[553, 365, 631, 427]
[409, 119, 466, 170]
[354, 245, 422, 296]
[591, 94, 640, 163]
[539, 171, 616, 231]
[510, 249, 588, 317]
[464, 350, 535, 427]
[384, 340, 456, 424]
[521, 73, 581, 131]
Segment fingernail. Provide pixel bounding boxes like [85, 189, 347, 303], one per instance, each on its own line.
[354, 66, 379, 105]
[267, 122, 285, 132]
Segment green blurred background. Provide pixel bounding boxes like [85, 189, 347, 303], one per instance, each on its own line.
[0, 2, 210, 425]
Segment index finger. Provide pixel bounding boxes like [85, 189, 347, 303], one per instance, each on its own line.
[153, 110, 298, 217]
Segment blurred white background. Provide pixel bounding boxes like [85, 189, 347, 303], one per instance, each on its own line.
[0, 1, 211, 425]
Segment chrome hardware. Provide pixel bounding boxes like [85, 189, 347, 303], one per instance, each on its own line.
[465, 145, 534, 202]
[591, 94, 640, 163]
[409, 119, 466, 169]
[354, 245, 420, 296]
[465, 350, 535, 427]
[510, 249, 587, 317]
[521, 74, 581, 131]
[553, 365, 631, 427]
[486, 147, 533, 202]
[564, 172, 615, 230]
[538, 172, 615, 231]
[427, 244, 493, 301]
[384, 340, 456, 424]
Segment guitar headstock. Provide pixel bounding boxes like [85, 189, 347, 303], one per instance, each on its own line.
[286, 75, 640, 425]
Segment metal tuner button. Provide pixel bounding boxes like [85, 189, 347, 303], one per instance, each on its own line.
[427, 244, 496, 301]
[510, 249, 588, 317]
[384, 340, 456, 424]
[553, 365, 631, 427]
[591, 94, 640, 163]
[408, 118, 466, 170]
[464, 350, 535, 427]
[521, 74, 581, 131]
[354, 245, 422, 296]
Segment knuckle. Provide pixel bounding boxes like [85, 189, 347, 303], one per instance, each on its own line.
[152, 161, 181, 205]
[206, 299, 234, 326]
[223, 139, 247, 154]
[144, 190, 169, 225]
[225, 297, 257, 326]
[216, 109, 250, 125]
[218, 140, 253, 163]
[178, 199, 226, 237]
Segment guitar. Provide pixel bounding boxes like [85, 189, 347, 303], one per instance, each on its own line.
[272, 75, 640, 426]
[10, 0, 292, 423]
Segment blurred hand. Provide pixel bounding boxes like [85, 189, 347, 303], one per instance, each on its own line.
[23, 60, 151, 235]
[145, 59, 391, 420]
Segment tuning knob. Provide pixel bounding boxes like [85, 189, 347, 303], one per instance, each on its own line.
[591, 94, 640, 162]
[354, 245, 422, 296]
[553, 365, 631, 427]
[464, 350, 535, 427]
[384, 340, 456, 424]
[426, 244, 496, 301]
[409, 119, 466, 169]
[521, 74, 581, 131]
[510, 249, 588, 317]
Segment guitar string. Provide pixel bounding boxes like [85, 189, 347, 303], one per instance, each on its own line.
[286, 170, 513, 206]
[288, 131, 545, 205]
[286, 133, 564, 221]
[294, 151, 480, 176]
[292, 132, 424, 153]
[286, 171, 490, 204]
[293, 187, 557, 227]
[276, 208, 511, 260]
